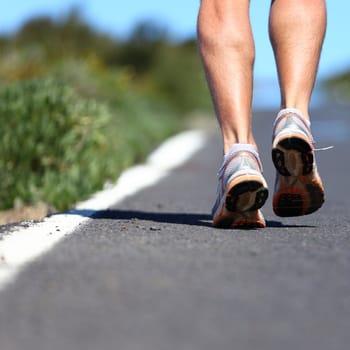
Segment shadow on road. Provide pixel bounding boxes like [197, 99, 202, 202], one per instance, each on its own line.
[62, 210, 315, 229]
[62, 209, 212, 227]
[266, 220, 316, 228]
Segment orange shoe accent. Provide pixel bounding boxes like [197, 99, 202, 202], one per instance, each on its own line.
[273, 169, 324, 217]
[213, 207, 266, 229]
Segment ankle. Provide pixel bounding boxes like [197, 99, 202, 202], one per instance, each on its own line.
[223, 135, 257, 154]
[280, 103, 310, 122]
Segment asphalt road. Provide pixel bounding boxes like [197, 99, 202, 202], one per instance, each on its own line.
[0, 105, 350, 350]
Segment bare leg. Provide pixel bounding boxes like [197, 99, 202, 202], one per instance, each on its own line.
[197, 0, 255, 153]
[269, 0, 327, 120]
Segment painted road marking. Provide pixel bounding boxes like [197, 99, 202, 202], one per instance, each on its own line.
[0, 130, 208, 290]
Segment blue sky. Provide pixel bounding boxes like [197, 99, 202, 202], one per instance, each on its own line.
[1, 0, 350, 80]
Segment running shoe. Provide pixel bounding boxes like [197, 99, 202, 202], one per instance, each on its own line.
[272, 108, 324, 217]
[212, 144, 268, 228]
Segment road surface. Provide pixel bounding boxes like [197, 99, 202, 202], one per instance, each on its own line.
[0, 105, 349, 350]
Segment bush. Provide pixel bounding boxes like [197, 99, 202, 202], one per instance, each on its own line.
[0, 78, 112, 210]
[324, 71, 350, 102]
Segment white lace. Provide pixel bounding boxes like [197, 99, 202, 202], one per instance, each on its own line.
[314, 145, 334, 151]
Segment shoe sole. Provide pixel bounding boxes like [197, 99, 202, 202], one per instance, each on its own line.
[213, 175, 268, 228]
[272, 136, 324, 217]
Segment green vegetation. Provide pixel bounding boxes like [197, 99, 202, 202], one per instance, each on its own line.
[0, 11, 212, 211]
[323, 70, 350, 103]
[0, 78, 110, 209]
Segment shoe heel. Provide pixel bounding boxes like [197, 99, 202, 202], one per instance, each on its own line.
[226, 180, 268, 212]
[272, 137, 313, 176]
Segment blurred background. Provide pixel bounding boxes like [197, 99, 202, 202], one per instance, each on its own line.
[0, 0, 349, 220]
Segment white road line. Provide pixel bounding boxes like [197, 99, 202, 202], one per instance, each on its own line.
[0, 130, 208, 290]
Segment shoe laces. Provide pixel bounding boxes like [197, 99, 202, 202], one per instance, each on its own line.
[314, 145, 334, 151]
